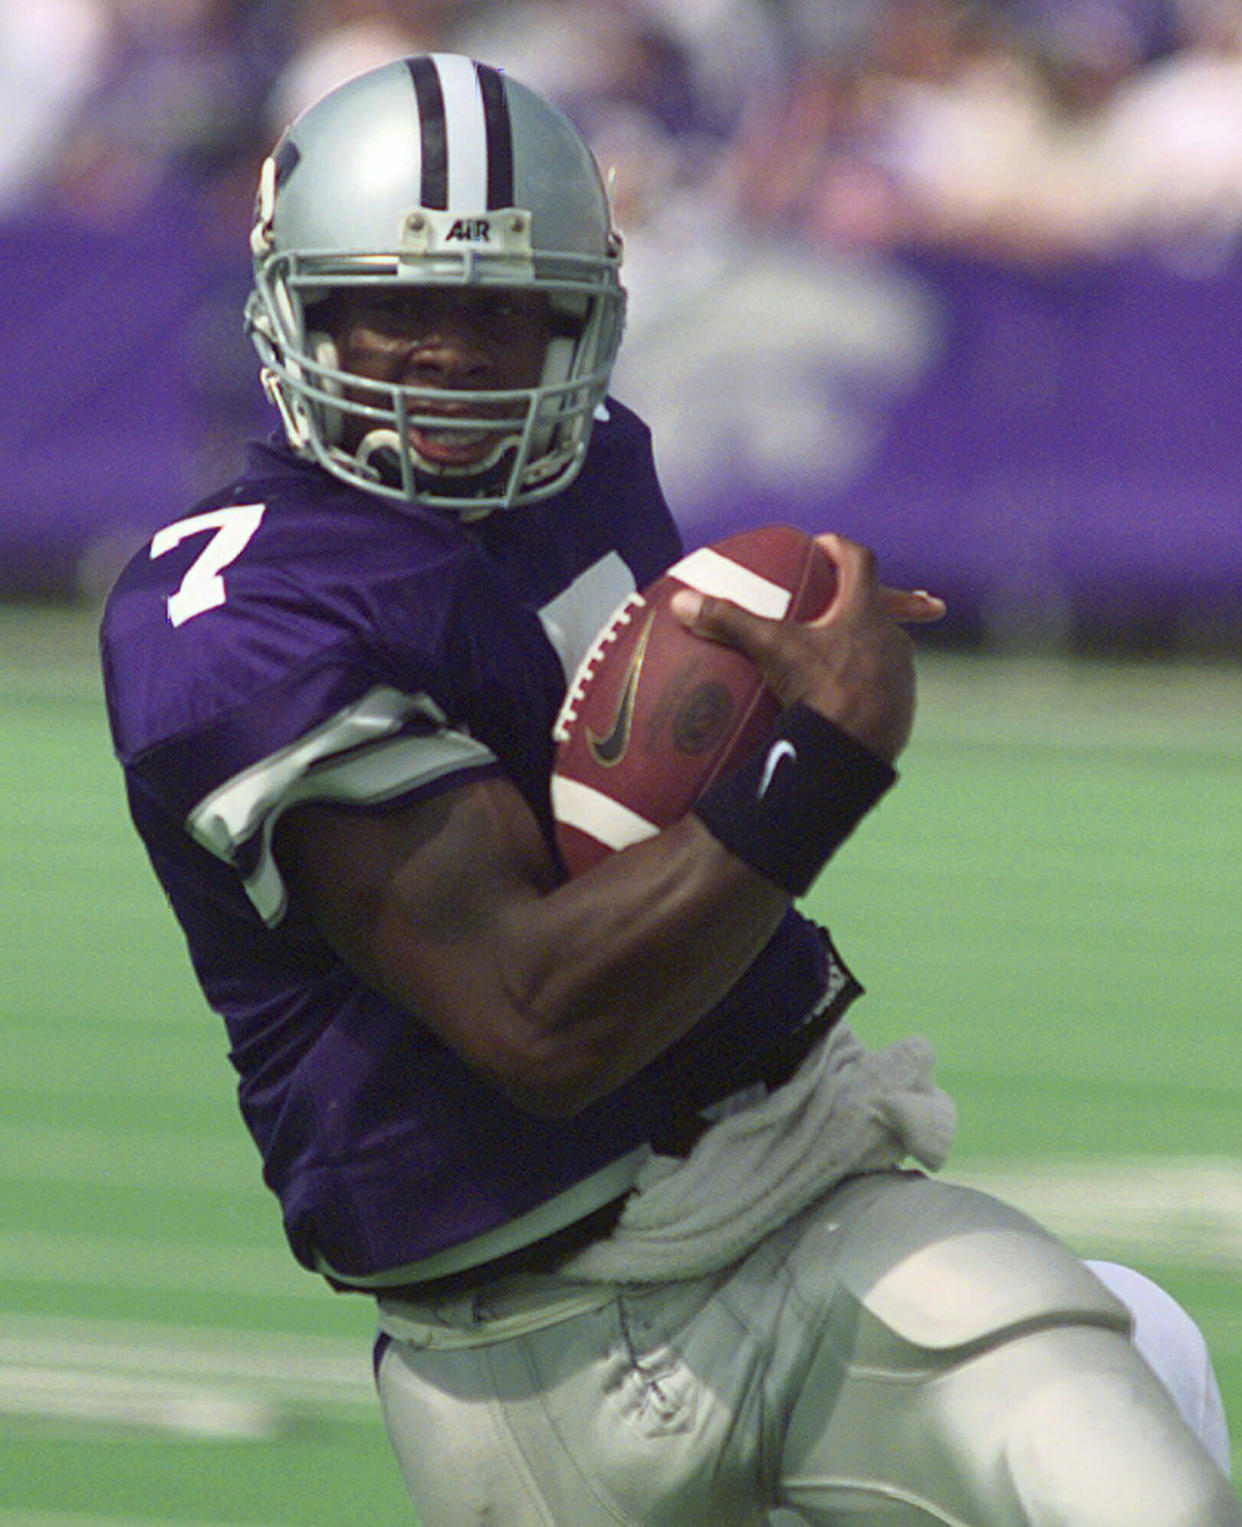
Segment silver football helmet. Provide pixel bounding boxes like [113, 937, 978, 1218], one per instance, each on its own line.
[246, 54, 626, 514]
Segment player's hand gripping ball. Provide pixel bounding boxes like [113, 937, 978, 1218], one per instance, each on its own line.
[551, 526, 837, 875]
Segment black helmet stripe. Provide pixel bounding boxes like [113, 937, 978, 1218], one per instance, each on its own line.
[407, 55, 514, 212]
[406, 55, 449, 209]
[475, 63, 514, 209]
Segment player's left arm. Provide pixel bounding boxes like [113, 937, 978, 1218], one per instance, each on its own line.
[274, 771, 783, 1116]
[273, 537, 942, 1119]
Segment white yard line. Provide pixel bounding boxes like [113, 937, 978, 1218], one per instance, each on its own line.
[948, 1156, 1242, 1272]
[2, 1158, 1240, 1441]
[0, 1368, 287, 1441]
[0, 1312, 375, 1440]
[0, 1515, 289, 1527]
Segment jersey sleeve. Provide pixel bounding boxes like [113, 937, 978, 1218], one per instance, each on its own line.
[101, 495, 507, 930]
[103, 427, 668, 935]
[112, 659, 502, 928]
[184, 684, 497, 925]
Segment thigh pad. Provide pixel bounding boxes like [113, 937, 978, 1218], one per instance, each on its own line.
[826, 1172, 1130, 1363]
[781, 1175, 1239, 1525]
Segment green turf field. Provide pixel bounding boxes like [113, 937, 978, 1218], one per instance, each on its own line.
[1, 602, 1238, 1522]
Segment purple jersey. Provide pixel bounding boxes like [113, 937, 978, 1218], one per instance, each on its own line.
[101, 401, 847, 1285]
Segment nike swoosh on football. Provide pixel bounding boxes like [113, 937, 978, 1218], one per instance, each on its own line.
[587, 612, 655, 766]
[757, 738, 797, 798]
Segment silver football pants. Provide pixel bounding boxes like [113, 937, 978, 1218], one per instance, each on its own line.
[376, 1171, 1239, 1525]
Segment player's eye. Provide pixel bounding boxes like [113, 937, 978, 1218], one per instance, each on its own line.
[359, 297, 422, 332]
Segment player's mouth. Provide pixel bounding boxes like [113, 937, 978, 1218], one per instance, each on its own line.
[407, 423, 502, 466]
[406, 405, 521, 467]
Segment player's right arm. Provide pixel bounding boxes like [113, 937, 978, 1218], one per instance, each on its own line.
[274, 536, 942, 1118]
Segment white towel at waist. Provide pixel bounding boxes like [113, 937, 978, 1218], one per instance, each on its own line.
[561, 1021, 956, 1284]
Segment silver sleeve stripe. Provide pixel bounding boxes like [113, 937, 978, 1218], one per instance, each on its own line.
[187, 686, 497, 926]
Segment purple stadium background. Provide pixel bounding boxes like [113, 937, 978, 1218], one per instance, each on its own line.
[5, 200, 1240, 647]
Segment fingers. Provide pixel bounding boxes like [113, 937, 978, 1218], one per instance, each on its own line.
[814, 534, 946, 624]
[881, 587, 947, 624]
[668, 585, 755, 642]
[667, 588, 795, 679]
[668, 534, 940, 765]
[812, 532, 869, 614]
[668, 534, 867, 646]
[670, 534, 946, 638]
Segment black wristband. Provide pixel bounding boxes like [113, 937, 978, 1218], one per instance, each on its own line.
[693, 702, 896, 896]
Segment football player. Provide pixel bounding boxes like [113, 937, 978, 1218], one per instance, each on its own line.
[100, 54, 1237, 1524]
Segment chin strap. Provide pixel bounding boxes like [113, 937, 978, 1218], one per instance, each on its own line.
[353, 426, 517, 517]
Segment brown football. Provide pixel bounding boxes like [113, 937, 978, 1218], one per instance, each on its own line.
[551, 525, 837, 875]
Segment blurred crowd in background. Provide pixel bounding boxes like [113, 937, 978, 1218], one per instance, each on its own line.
[3, 0, 1242, 647]
[6, 0, 1242, 268]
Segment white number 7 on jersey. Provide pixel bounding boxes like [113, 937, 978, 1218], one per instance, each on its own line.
[150, 504, 266, 627]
